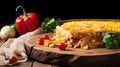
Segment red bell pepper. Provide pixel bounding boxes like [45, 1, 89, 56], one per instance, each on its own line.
[15, 6, 39, 35]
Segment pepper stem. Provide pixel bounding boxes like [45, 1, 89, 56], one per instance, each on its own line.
[16, 6, 27, 18]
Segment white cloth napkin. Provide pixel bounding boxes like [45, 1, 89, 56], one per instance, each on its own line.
[0, 28, 44, 66]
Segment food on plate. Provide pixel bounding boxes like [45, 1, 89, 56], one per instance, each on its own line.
[102, 33, 120, 49]
[52, 21, 120, 49]
[37, 34, 67, 50]
[15, 6, 39, 35]
[37, 20, 120, 50]
[37, 34, 50, 45]
[58, 42, 67, 50]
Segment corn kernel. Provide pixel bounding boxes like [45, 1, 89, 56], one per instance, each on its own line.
[82, 45, 88, 50]
[67, 45, 72, 48]
[55, 38, 60, 44]
[44, 40, 50, 47]
[67, 41, 72, 48]
[91, 39, 96, 43]
[49, 44, 55, 48]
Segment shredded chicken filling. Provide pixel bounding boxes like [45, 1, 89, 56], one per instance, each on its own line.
[52, 21, 106, 49]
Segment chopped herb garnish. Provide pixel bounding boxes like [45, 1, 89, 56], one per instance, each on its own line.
[41, 17, 61, 33]
[102, 33, 120, 49]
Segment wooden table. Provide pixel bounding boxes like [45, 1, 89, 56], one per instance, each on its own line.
[1, 58, 61, 67]
[1, 58, 120, 67]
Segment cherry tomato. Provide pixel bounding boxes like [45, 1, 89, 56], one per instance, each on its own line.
[37, 34, 50, 45]
[9, 56, 17, 64]
[42, 34, 49, 40]
[38, 37, 44, 45]
[58, 42, 67, 50]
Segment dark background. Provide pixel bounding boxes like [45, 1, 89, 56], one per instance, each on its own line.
[0, 0, 120, 23]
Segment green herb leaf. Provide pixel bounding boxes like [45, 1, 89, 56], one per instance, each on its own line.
[102, 33, 120, 49]
[102, 33, 111, 43]
[41, 17, 61, 32]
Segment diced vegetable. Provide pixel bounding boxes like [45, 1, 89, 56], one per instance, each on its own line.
[42, 34, 49, 40]
[82, 45, 89, 50]
[67, 44, 72, 48]
[44, 40, 50, 47]
[37, 34, 50, 45]
[37, 37, 44, 45]
[49, 44, 55, 48]
[58, 42, 67, 50]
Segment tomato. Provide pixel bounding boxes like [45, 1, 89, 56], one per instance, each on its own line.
[9, 56, 17, 64]
[38, 37, 44, 45]
[42, 34, 49, 40]
[58, 42, 67, 50]
[37, 34, 50, 45]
